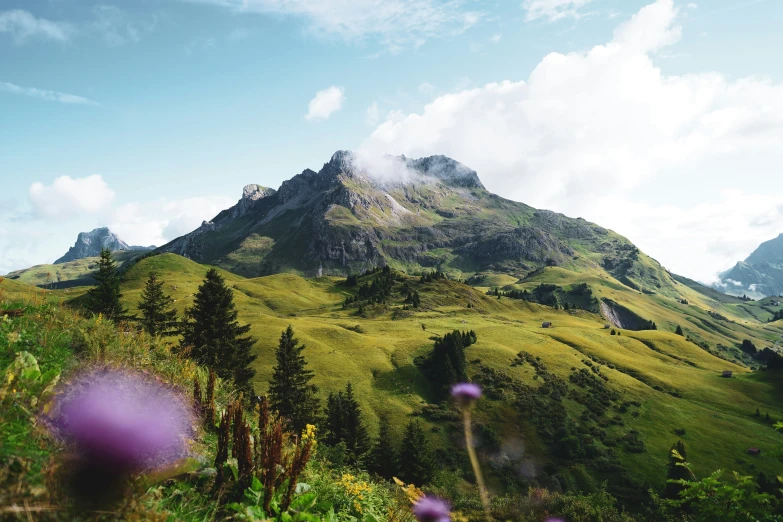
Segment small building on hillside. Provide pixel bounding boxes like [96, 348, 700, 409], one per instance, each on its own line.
[748, 447, 761, 456]
[721, 370, 733, 378]
[542, 322, 552, 328]
[603, 324, 611, 329]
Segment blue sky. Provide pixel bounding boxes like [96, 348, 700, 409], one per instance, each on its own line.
[1, 0, 782, 282]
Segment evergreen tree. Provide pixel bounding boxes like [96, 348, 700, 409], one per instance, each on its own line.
[664, 440, 690, 499]
[675, 325, 684, 336]
[324, 392, 346, 446]
[368, 416, 398, 478]
[398, 420, 435, 485]
[180, 268, 256, 390]
[138, 272, 178, 337]
[85, 248, 128, 323]
[343, 383, 371, 458]
[268, 326, 320, 433]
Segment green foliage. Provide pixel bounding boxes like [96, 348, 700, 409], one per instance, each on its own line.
[323, 382, 371, 463]
[137, 271, 179, 336]
[664, 441, 691, 499]
[416, 329, 476, 398]
[269, 326, 320, 433]
[674, 469, 782, 522]
[367, 416, 398, 479]
[85, 248, 129, 322]
[180, 268, 257, 390]
[398, 419, 435, 485]
[675, 325, 684, 336]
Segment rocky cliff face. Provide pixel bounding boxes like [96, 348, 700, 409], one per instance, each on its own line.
[715, 234, 783, 298]
[54, 228, 153, 264]
[155, 151, 670, 290]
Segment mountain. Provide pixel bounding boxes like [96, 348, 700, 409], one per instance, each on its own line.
[714, 234, 783, 298]
[157, 151, 675, 295]
[55, 227, 154, 264]
[5, 250, 143, 289]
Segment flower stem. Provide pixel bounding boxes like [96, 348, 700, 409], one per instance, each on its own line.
[463, 408, 491, 520]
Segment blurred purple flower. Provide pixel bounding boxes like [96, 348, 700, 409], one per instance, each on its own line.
[545, 519, 566, 522]
[413, 496, 451, 522]
[451, 382, 482, 402]
[51, 368, 194, 471]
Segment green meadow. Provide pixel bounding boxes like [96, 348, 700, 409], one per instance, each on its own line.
[5, 252, 779, 494]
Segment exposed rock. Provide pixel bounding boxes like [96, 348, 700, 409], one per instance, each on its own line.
[55, 228, 153, 264]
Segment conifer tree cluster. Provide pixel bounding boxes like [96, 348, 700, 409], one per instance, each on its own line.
[138, 271, 179, 337]
[419, 269, 446, 284]
[366, 417, 435, 485]
[343, 266, 396, 308]
[180, 268, 257, 391]
[404, 289, 421, 308]
[324, 383, 370, 462]
[85, 248, 129, 323]
[770, 309, 783, 322]
[416, 329, 477, 397]
[268, 326, 320, 433]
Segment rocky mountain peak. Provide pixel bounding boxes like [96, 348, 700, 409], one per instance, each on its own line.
[54, 227, 153, 264]
[234, 184, 276, 218]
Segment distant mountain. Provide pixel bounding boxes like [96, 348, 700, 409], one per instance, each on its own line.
[55, 227, 154, 264]
[715, 234, 783, 299]
[157, 151, 676, 296]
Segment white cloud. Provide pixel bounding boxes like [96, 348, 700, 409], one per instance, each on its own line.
[0, 81, 98, 105]
[29, 175, 115, 219]
[522, 0, 593, 22]
[185, 0, 480, 51]
[0, 9, 72, 43]
[305, 86, 344, 121]
[489, 33, 501, 43]
[361, 0, 783, 282]
[366, 101, 380, 125]
[109, 196, 235, 247]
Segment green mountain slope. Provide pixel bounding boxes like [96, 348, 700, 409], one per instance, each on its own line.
[42, 252, 782, 499]
[156, 152, 676, 299]
[4, 250, 142, 289]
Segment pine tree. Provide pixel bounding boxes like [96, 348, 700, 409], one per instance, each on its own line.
[675, 325, 684, 336]
[398, 420, 435, 485]
[180, 268, 256, 391]
[138, 272, 178, 336]
[664, 440, 691, 499]
[342, 383, 370, 459]
[85, 248, 128, 323]
[268, 326, 320, 433]
[368, 416, 398, 478]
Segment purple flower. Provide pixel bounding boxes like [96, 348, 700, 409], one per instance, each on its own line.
[413, 496, 451, 522]
[451, 382, 482, 403]
[51, 368, 194, 471]
[545, 519, 566, 522]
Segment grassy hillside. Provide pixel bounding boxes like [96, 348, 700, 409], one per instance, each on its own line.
[4, 250, 141, 288]
[74, 254, 783, 497]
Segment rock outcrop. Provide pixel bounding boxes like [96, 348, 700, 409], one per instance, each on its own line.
[55, 228, 153, 264]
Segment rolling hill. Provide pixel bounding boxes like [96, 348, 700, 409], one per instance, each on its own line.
[5, 249, 778, 502]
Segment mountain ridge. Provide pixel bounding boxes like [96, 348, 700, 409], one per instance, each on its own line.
[55, 227, 154, 264]
[156, 151, 675, 297]
[715, 233, 783, 298]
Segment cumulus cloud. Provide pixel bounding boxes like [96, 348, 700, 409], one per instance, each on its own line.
[361, 0, 783, 282]
[522, 0, 593, 22]
[109, 196, 235, 247]
[0, 81, 98, 105]
[305, 86, 344, 121]
[0, 9, 72, 43]
[29, 175, 115, 219]
[184, 0, 480, 51]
